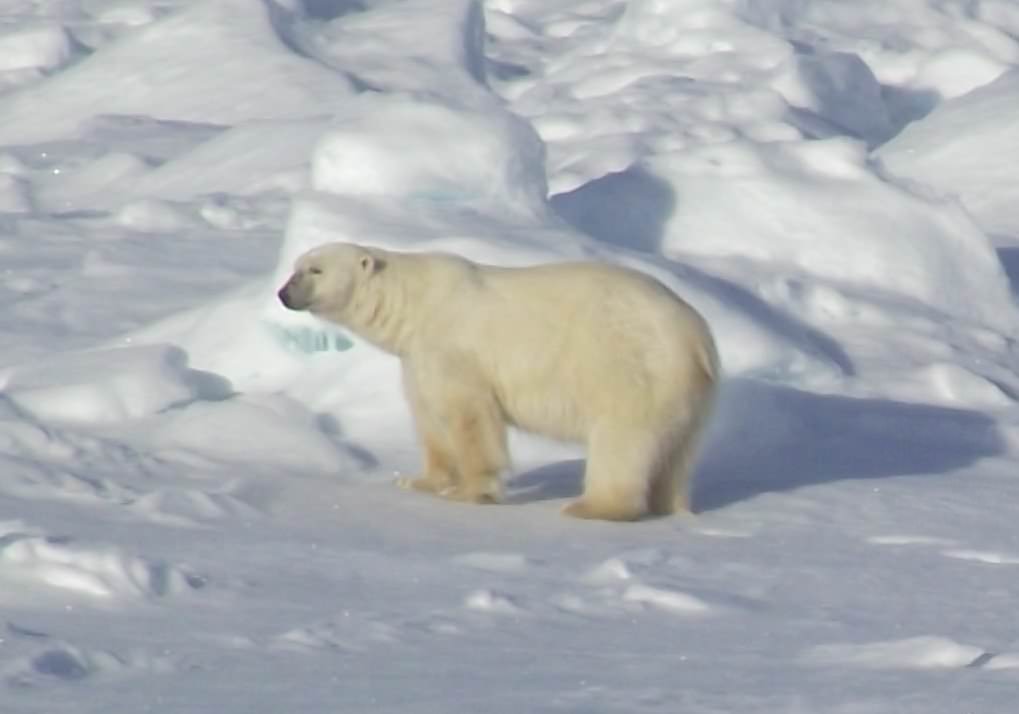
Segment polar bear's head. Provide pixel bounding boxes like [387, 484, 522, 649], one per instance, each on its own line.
[277, 242, 382, 317]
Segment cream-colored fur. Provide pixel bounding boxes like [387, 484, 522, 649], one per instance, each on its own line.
[278, 242, 719, 521]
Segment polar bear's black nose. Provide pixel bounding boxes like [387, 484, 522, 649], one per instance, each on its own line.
[277, 283, 293, 309]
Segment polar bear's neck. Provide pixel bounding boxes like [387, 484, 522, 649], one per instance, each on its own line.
[331, 258, 427, 356]
[315, 251, 476, 357]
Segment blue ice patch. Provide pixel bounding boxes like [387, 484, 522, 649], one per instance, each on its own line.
[409, 188, 480, 203]
[264, 321, 354, 354]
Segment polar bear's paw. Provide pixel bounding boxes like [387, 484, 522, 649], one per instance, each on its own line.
[438, 478, 503, 505]
[396, 475, 451, 495]
[397, 474, 503, 505]
[561, 498, 644, 522]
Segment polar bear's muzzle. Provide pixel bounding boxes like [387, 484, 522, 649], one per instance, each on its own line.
[277, 273, 311, 311]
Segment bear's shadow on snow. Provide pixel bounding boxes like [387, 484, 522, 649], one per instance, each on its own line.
[316, 413, 380, 469]
[508, 459, 585, 504]
[508, 378, 1003, 511]
[693, 378, 1004, 511]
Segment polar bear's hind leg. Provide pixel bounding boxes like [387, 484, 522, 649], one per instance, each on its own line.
[562, 423, 659, 521]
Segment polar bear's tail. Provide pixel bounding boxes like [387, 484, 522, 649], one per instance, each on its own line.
[652, 322, 719, 516]
[694, 321, 721, 386]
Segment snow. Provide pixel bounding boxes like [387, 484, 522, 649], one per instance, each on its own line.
[0, 23, 72, 73]
[878, 67, 1019, 242]
[1, 344, 225, 423]
[1, 0, 1018, 712]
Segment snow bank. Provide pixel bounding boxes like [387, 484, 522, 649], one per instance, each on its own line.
[1, 344, 229, 424]
[878, 68, 1019, 242]
[0, 0, 353, 145]
[634, 138, 1014, 329]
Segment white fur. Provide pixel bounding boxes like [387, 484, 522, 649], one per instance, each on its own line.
[279, 242, 719, 521]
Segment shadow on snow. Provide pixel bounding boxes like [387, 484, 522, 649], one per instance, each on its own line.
[508, 378, 1003, 513]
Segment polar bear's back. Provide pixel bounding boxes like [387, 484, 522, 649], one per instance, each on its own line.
[455, 260, 717, 440]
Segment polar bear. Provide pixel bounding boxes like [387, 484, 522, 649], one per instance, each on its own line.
[278, 242, 718, 521]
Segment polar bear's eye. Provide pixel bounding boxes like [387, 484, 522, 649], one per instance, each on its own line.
[308, 266, 323, 275]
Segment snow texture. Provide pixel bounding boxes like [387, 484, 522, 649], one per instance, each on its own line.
[1, 0, 1019, 712]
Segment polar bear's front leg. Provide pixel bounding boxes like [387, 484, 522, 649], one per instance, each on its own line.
[439, 396, 508, 505]
[397, 430, 458, 495]
[399, 361, 460, 496]
[401, 359, 508, 505]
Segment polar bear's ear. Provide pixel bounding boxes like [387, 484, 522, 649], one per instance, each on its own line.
[358, 252, 385, 275]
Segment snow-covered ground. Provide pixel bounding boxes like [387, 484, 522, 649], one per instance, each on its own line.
[2, 0, 1019, 711]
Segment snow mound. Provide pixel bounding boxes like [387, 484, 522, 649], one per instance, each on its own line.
[146, 392, 360, 475]
[1, 344, 230, 424]
[311, 93, 549, 219]
[0, 526, 206, 602]
[639, 137, 1015, 329]
[878, 68, 1019, 242]
[772, 50, 893, 143]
